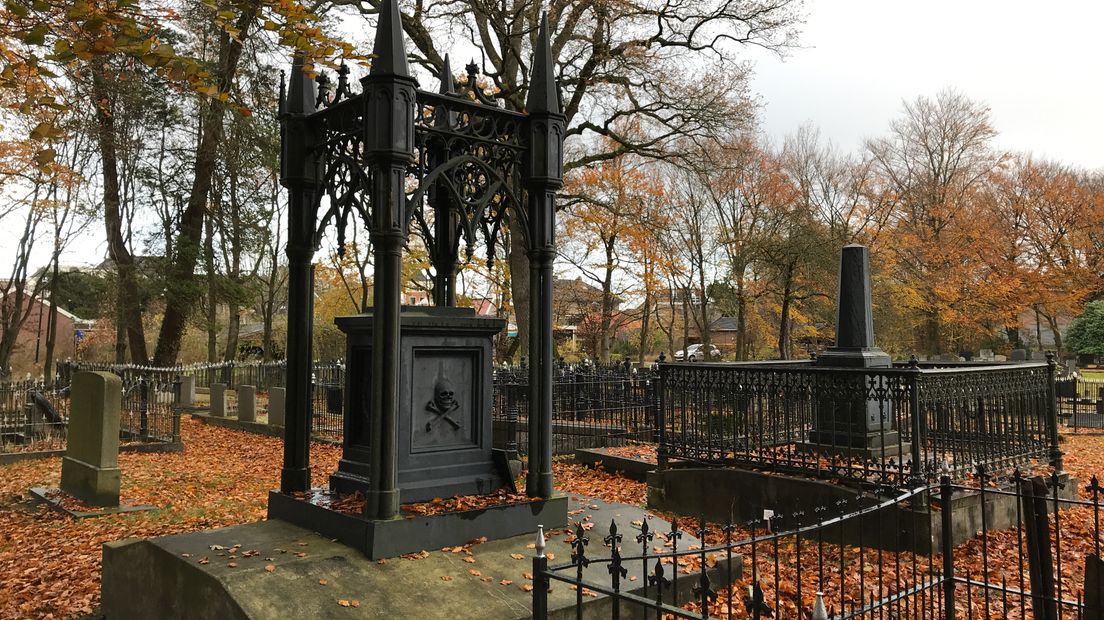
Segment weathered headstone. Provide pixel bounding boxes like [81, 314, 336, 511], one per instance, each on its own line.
[979, 349, 995, 361]
[210, 383, 227, 417]
[237, 385, 256, 422]
[60, 372, 122, 507]
[268, 387, 285, 426]
[177, 375, 195, 407]
[1010, 348, 1027, 361]
[1031, 351, 1047, 361]
[994, 354, 1007, 362]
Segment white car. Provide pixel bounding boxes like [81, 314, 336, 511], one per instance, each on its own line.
[673, 344, 721, 362]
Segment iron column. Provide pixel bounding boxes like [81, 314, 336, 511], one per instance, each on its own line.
[362, 0, 416, 519]
[279, 56, 320, 494]
[523, 14, 564, 498]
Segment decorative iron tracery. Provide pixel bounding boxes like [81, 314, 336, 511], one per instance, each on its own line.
[303, 63, 528, 268]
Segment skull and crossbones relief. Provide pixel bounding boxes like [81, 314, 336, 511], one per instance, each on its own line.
[425, 377, 461, 431]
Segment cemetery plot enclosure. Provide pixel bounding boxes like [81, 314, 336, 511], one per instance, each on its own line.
[537, 473, 1104, 619]
[657, 358, 1059, 488]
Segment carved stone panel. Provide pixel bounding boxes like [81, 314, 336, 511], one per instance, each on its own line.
[411, 349, 478, 452]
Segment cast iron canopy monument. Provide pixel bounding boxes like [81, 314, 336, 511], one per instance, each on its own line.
[268, 0, 566, 555]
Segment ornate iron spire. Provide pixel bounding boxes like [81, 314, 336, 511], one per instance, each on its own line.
[370, 0, 411, 77]
[439, 54, 457, 95]
[526, 13, 560, 115]
[285, 54, 317, 115]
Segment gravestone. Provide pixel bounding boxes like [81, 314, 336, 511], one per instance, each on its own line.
[979, 349, 995, 362]
[60, 372, 122, 507]
[268, 387, 285, 426]
[210, 383, 227, 417]
[1010, 349, 1027, 361]
[1031, 351, 1047, 361]
[237, 385, 256, 422]
[809, 245, 901, 458]
[329, 307, 508, 502]
[177, 375, 195, 407]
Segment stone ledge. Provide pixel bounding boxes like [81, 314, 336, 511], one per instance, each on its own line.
[268, 490, 569, 560]
[28, 486, 156, 519]
[101, 496, 739, 619]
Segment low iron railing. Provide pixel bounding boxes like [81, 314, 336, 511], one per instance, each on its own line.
[0, 374, 179, 454]
[534, 470, 1104, 619]
[656, 358, 1057, 488]
[492, 362, 657, 456]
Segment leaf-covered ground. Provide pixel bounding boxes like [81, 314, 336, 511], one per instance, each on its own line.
[0, 417, 342, 619]
[1, 422, 1102, 619]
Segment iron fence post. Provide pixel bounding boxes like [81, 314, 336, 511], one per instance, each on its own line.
[940, 474, 955, 619]
[139, 378, 149, 442]
[532, 525, 548, 619]
[506, 383, 518, 459]
[908, 358, 924, 486]
[656, 363, 668, 471]
[1045, 352, 1063, 472]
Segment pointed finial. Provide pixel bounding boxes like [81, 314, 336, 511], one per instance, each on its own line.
[369, 0, 411, 77]
[439, 54, 456, 95]
[535, 525, 546, 558]
[277, 70, 286, 115]
[526, 12, 560, 115]
[286, 54, 317, 115]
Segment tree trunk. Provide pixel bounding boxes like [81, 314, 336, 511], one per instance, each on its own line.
[43, 254, 60, 386]
[778, 263, 794, 360]
[509, 230, 530, 361]
[94, 63, 149, 365]
[599, 238, 615, 363]
[152, 7, 257, 365]
[735, 275, 747, 361]
[205, 213, 219, 364]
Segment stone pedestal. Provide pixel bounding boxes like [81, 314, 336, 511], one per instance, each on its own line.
[330, 307, 507, 503]
[237, 385, 256, 422]
[268, 387, 285, 426]
[60, 372, 122, 507]
[177, 375, 195, 407]
[210, 383, 227, 418]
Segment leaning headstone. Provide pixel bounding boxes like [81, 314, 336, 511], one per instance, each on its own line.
[210, 383, 227, 417]
[1010, 349, 1027, 361]
[177, 375, 195, 407]
[60, 372, 121, 507]
[237, 385, 256, 422]
[268, 387, 285, 426]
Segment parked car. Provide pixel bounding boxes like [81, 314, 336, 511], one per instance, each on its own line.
[673, 344, 721, 362]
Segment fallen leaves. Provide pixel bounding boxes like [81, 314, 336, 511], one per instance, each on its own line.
[337, 599, 359, 608]
[0, 416, 343, 619]
[264, 564, 276, 573]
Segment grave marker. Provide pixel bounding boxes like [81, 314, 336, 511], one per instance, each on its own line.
[60, 372, 122, 507]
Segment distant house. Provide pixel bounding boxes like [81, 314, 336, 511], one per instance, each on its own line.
[1, 295, 94, 377]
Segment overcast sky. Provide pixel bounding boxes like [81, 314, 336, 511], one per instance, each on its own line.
[747, 0, 1104, 169]
[5, 0, 1103, 272]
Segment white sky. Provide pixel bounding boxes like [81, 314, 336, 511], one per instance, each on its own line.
[4, 0, 1103, 273]
[746, 0, 1104, 169]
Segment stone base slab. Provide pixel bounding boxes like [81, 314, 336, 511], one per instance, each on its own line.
[101, 495, 739, 619]
[59, 455, 120, 507]
[268, 490, 569, 560]
[29, 486, 155, 519]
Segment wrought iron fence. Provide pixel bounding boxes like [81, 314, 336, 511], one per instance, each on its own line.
[533, 470, 1104, 619]
[657, 359, 1057, 488]
[1059, 375, 1104, 430]
[0, 374, 179, 454]
[492, 361, 658, 456]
